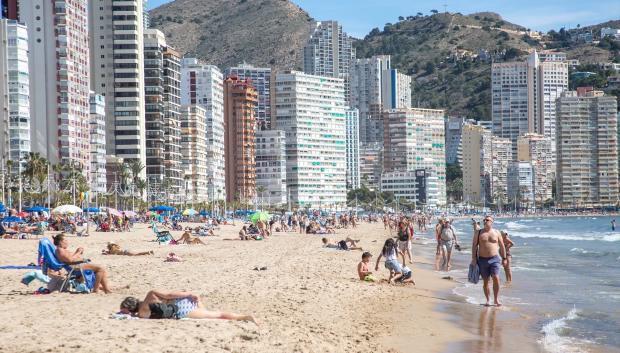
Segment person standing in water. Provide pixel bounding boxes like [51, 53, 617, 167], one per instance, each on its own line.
[500, 231, 514, 283]
[471, 216, 507, 306]
[612, 219, 616, 231]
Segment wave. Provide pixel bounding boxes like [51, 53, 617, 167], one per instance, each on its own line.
[540, 308, 588, 353]
[504, 221, 528, 230]
[511, 231, 620, 242]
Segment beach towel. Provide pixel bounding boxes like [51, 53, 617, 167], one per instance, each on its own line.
[468, 263, 480, 284]
[0, 265, 40, 270]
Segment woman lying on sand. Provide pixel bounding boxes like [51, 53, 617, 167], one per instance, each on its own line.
[101, 242, 154, 256]
[119, 290, 258, 324]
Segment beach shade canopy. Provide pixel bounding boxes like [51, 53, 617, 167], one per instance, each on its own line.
[1, 216, 24, 223]
[51, 205, 83, 214]
[149, 205, 175, 212]
[25, 206, 49, 212]
[182, 209, 197, 216]
[250, 211, 270, 224]
[83, 207, 100, 213]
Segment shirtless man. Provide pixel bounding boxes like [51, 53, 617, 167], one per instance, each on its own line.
[471, 216, 507, 306]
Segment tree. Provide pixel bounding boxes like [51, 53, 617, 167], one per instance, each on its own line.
[430, 9, 438, 14]
[129, 160, 145, 185]
[417, 12, 423, 17]
[398, 16, 405, 21]
[425, 61, 435, 75]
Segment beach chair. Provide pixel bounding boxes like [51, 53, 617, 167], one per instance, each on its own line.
[37, 238, 95, 293]
[151, 222, 172, 244]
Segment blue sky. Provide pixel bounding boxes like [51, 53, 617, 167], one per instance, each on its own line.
[147, 0, 619, 38]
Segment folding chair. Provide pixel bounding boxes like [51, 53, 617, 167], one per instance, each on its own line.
[37, 238, 95, 293]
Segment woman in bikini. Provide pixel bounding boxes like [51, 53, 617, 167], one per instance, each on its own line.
[500, 231, 515, 283]
[102, 242, 154, 256]
[119, 290, 259, 324]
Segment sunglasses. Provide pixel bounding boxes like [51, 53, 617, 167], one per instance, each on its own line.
[484, 219, 493, 223]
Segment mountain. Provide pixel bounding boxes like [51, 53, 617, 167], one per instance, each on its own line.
[355, 12, 619, 119]
[149, 0, 313, 70]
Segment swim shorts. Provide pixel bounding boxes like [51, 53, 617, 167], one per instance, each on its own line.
[477, 255, 501, 279]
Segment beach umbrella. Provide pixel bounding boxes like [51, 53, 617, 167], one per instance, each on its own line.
[17, 211, 28, 218]
[171, 214, 182, 220]
[0, 203, 6, 213]
[123, 210, 137, 217]
[182, 209, 197, 216]
[250, 211, 270, 224]
[149, 205, 175, 212]
[145, 211, 155, 216]
[51, 205, 83, 214]
[83, 207, 100, 213]
[199, 210, 208, 216]
[101, 207, 122, 217]
[25, 206, 49, 212]
[1, 216, 24, 223]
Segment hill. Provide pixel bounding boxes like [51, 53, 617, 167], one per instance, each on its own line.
[149, 0, 313, 70]
[355, 12, 619, 119]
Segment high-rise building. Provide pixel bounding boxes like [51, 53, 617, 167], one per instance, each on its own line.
[556, 90, 619, 208]
[461, 125, 492, 204]
[517, 133, 553, 203]
[0, 19, 30, 170]
[346, 109, 360, 190]
[1, 0, 17, 20]
[223, 76, 257, 203]
[491, 51, 568, 158]
[21, 0, 91, 172]
[256, 130, 287, 206]
[383, 108, 446, 206]
[508, 161, 534, 209]
[142, 0, 149, 29]
[445, 117, 468, 166]
[303, 20, 355, 104]
[382, 69, 412, 110]
[491, 136, 512, 205]
[351, 55, 389, 144]
[180, 58, 225, 200]
[275, 71, 347, 208]
[225, 64, 274, 130]
[89, 0, 146, 174]
[89, 92, 107, 194]
[143, 29, 182, 201]
[360, 142, 383, 191]
[180, 105, 209, 203]
[380, 169, 438, 208]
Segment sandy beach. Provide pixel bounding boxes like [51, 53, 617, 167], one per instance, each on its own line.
[0, 221, 473, 353]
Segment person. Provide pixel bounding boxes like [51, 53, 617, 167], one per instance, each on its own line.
[612, 219, 616, 231]
[396, 221, 413, 264]
[500, 231, 514, 283]
[471, 216, 507, 306]
[399, 265, 415, 285]
[439, 219, 459, 271]
[434, 219, 445, 256]
[322, 237, 362, 251]
[119, 290, 258, 324]
[374, 238, 404, 284]
[357, 252, 375, 281]
[53, 233, 112, 294]
[175, 231, 206, 245]
[102, 242, 154, 256]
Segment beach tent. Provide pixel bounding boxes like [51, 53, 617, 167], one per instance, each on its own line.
[51, 205, 83, 214]
[25, 206, 49, 212]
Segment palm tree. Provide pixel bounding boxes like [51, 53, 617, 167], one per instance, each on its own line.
[256, 185, 267, 209]
[129, 160, 145, 185]
[135, 178, 147, 199]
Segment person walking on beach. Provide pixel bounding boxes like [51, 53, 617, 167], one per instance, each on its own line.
[471, 216, 507, 306]
[439, 219, 459, 271]
[500, 231, 514, 283]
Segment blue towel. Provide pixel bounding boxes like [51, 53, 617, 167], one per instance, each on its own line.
[468, 263, 480, 284]
[0, 265, 40, 270]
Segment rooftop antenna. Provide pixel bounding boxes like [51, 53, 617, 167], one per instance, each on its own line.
[443, 3, 447, 13]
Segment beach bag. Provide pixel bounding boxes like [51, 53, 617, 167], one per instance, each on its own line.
[468, 263, 480, 284]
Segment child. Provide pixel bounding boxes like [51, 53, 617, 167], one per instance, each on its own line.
[374, 238, 405, 284]
[357, 252, 375, 282]
[399, 265, 416, 285]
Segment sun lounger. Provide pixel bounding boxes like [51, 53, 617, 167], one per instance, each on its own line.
[37, 238, 95, 293]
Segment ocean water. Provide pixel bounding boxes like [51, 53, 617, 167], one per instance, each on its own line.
[446, 216, 620, 353]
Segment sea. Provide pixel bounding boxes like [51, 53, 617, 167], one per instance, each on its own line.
[428, 216, 620, 353]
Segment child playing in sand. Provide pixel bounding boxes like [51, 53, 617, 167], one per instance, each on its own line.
[374, 238, 405, 284]
[357, 252, 375, 282]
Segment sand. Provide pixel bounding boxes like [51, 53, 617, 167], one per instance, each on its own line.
[0, 221, 470, 353]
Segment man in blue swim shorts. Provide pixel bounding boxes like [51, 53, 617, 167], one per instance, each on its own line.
[471, 216, 508, 306]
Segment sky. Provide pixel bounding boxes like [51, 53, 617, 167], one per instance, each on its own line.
[147, 0, 619, 38]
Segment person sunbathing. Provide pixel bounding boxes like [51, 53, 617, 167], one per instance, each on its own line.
[175, 231, 206, 245]
[53, 233, 112, 294]
[322, 237, 362, 251]
[102, 242, 154, 256]
[119, 290, 259, 324]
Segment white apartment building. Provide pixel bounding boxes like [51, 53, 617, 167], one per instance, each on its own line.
[380, 169, 438, 209]
[0, 19, 30, 170]
[345, 109, 360, 190]
[517, 133, 553, 203]
[303, 21, 355, 104]
[382, 69, 412, 110]
[225, 64, 274, 130]
[275, 71, 347, 208]
[180, 58, 225, 200]
[491, 51, 568, 159]
[491, 136, 512, 204]
[556, 90, 619, 208]
[20, 0, 91, 172]
[360, 142, 383, 191]
[255, 130, 287, 206]
[143, 29, 182, 201]
[508, 161, 534, 209]
[89, 0, 146, 174]
[383, 108, 447, 206]
[89, 92, 107, 194]
[180, 105, 209, 203]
